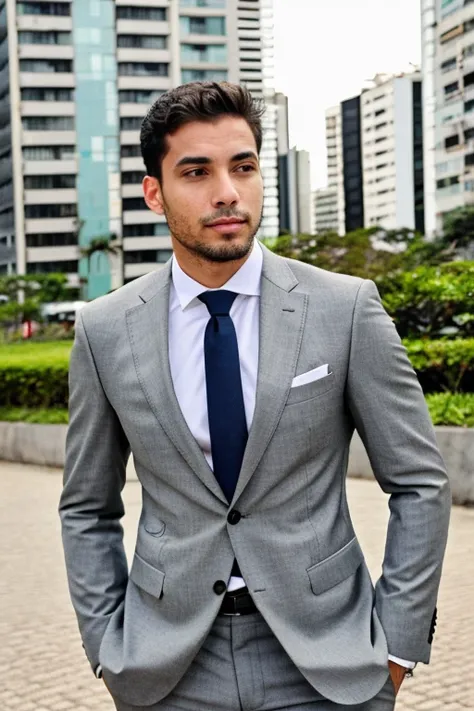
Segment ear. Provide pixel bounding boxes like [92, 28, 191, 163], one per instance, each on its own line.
[143, 176, 165, 215]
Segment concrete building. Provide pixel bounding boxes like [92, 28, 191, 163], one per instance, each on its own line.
[0, 0, 280, 296]
[361, 70, 424, 233]
[313, 187, 338, 234]
[421, 0, 474, 232]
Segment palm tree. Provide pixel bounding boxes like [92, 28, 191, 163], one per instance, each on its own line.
[80, 235, 124, 299]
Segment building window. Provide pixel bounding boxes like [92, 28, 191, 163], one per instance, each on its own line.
[122, 171, 144, 184]
[22, 116, 74, 131]
[18, 31, 71, 45]
[116, 6, 166, 21]
[21, 88, 74, 102]
[120, 117, 142, 131]
[123, 223, 169, 237]
[180, 16, 226, 36]
[445, 134, 460, 148]
[118, 62, 168, 77]
[465, 153, 474, 166]
[24, 175, 76, 189]
[26, 232, 77, 247]
[125, 249, 172, 263]
[437, 175, 460, 188]
[181, 69, 227, 83]
[441, 57, 457, 72]
[16, 2, 71, 16]
[181, 43, 227, 63]
[121, 145, 141, 158]
[444, 81, 459, 96]
[23, 145, 74, 160]
[27, 260, 78, 274]
[119, 90, 164, 105]
[440, 24, 463, 43]
[24, 204, 77, 218]
[180, 0, 226, 7]
[20, 59, 73, 73]
[117, 35, 167, 49]
[122, 197, 146, 211]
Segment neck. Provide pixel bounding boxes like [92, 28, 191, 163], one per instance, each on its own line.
[172, 241, 253, 288]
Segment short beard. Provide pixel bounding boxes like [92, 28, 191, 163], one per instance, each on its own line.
[174, 233, 255, 263]
[163, 199, 263, 264]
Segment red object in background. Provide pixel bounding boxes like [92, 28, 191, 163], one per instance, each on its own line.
[22, 321, 32, 339]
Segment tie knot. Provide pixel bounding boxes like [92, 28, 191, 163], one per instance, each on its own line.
[199, 290, 238, 317]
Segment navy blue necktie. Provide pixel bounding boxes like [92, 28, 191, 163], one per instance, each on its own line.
[199, 290, 248, 504]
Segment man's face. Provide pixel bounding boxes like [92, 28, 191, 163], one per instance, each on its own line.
[143, 116, 264, 263]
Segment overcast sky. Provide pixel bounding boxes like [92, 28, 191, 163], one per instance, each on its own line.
[272, 0, 422, 189]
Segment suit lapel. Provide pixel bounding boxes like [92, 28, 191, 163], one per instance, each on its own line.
[232, 247, 308, 503]
[126, 265, 227, 505]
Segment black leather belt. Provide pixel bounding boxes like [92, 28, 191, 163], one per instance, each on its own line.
[219, 587, 257, 616]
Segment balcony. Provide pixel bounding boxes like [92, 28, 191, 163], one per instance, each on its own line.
[23, 188, 77, 205]
[18, 45, 73, 61]
[23, 159, 77, 176]
[16, 16, 72, 32]
[20, 72, 75, 88]
[21, 130, 76, 146]
[21, 101, 75, 117]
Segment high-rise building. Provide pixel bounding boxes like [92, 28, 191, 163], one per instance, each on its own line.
[313, 188, 338, 234]
[421, 0, 474, 232]
[361, 71, 424, 233]
[0, 0, 280, 297]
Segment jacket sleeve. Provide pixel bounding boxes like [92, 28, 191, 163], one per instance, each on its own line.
[345, 279, 451, 664]
[59, 309, 130, 672]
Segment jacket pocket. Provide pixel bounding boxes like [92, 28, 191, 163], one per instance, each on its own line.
[129, 551, 165, 599]
[306, 536, 364, 595]
[286, 371, 335, 406]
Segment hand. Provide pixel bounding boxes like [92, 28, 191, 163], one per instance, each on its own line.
[388, 660, 407, 696]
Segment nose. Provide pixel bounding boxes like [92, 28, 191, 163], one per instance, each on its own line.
[211, 173, 240, 208]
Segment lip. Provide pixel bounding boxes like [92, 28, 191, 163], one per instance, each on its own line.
[207, 219, 246, 234]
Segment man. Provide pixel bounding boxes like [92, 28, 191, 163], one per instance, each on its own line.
[59, 82, 451, 711]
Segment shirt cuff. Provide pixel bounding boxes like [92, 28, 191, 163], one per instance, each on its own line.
[388, 654, 416, 669]
[95, 664, 103, 679]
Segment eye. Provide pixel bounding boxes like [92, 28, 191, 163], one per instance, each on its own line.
[236, 164, 256, 173]
[184, 168, 207, 178]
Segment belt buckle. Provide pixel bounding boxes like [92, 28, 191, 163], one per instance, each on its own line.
[223, 593, 241, 616]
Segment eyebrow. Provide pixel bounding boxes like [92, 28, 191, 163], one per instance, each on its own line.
[175, 151, 258, 168]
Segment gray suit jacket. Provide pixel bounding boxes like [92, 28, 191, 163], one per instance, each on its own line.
[59, 245, 451, 707]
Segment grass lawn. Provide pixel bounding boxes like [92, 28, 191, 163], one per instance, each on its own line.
[0, 407, 69, 424]
[0, 340, 72, 366]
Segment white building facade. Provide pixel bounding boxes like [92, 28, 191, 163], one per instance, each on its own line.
[361, 71, 424, 232]
[422, 0, 474, 231]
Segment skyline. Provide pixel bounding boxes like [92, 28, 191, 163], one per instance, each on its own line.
[272, 0, 422, 190]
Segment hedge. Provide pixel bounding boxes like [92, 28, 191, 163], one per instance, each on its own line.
[1, 339, 474, 410]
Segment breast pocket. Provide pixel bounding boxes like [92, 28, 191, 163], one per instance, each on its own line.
[286, 371, 335, 406]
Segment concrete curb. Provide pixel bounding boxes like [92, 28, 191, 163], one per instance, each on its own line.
[1, 422, 473, 505]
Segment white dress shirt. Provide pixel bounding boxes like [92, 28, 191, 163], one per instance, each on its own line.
[167, 240, 414, 670]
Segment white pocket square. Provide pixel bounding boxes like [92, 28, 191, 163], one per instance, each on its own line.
[291, 364, 329, 388]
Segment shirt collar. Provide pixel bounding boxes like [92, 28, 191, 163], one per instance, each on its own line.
[171, 240, 263, 311]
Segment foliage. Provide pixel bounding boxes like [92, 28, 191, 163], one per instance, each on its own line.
[425, 392, 474, 428]
[0, 407, 69, 424]
[0, 273, 77, 329]
[381, 262, 474, 339]
[80, 234, 123, 298]
[0, 341, 71, 408]
[442, 206, 474, 253]
[404, 338, 474, 393]
[264, 228, 454, 282]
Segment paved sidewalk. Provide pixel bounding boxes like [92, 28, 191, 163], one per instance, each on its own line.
[0, 461, 472, 710]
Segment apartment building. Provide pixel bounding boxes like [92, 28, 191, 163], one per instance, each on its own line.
[422, 0, 474, 231]
[361, 71, 424, 233]
[0, 0, 280, 298]
[313, 187, 338, 234]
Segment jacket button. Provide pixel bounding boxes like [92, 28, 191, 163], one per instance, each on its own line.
[213, 580, 227, 595]
[227, 510, 242, 525]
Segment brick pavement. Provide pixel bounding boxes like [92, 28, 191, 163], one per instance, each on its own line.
[0, 461, 472, 710]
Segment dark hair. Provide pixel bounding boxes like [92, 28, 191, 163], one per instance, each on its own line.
[140, 81, 265, 182]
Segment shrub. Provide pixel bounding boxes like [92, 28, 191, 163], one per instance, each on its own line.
[403, 338, 474, 393]
[425, 392, 474, 427]
[0, 341, 70, 408]
[379, 262, 474, 339]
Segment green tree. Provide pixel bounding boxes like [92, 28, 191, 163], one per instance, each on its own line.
[0, 273, 74, 333]
[442, 205, 474, 252]
[80, 235, 124, 299]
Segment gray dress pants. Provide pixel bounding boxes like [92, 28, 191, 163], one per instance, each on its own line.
[113, 611, 396, 711]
